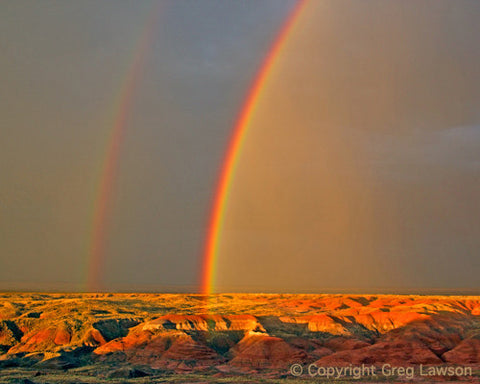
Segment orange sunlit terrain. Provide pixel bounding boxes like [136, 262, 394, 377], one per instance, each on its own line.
[0, 293, 479, 383]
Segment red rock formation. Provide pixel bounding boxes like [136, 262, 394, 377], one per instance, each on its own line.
[95, 325, 221, 369]
[143, 314, 264, 332]
[443, 338, 480, 364]
[0, 293, 479, 376]
[82, 328, 107, 347]
[324, 337, 371, 351]
[317, 339, 443, 366]
[279, 314, 347, 334]
[9, 328, 56, 354]
[229, 331, 308, 368]
[53, 328, 71, 345]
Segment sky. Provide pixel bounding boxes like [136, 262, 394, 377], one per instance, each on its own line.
[1, 0, 479, 293]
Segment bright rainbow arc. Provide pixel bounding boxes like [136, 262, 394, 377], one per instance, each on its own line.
[86, 3, 161, 291]
[201, 0, 308, 295]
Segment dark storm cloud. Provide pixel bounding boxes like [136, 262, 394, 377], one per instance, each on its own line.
[214, 0, 480, 293]
[0, 0, 297, 291]
[357, 125, 480, 180]
[0, 0, 479, 293]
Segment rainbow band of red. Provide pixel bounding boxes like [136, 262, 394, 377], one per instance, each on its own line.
[86, 3, 161, 291]
[201, 0, 308, 295]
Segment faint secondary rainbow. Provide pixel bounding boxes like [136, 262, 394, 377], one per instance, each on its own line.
[201, 0, 308, 295]
[86, 3, 161, 291]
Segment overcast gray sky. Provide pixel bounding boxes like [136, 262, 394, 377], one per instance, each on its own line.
[1, 0, 479, 293]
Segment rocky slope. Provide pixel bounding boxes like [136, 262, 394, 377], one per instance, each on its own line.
[0, 293, 479, 382]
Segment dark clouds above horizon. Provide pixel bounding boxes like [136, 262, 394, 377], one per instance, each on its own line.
[0, 0, 479, 293]
[214, 0, 480, 293]
[0, 0, 298, 291]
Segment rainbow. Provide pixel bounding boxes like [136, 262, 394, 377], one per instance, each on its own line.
[86, 3, 161, 291]
[201, 0, 308, 295]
